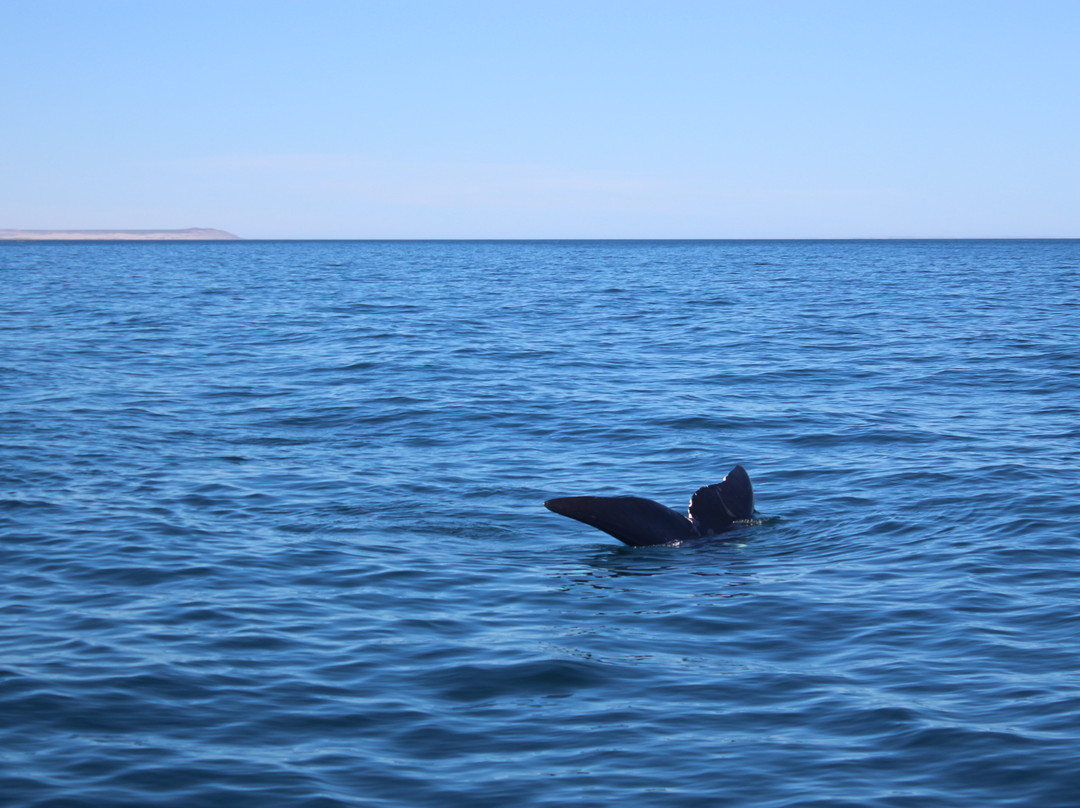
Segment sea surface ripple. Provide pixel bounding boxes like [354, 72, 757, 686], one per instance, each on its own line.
[2, 239, 1079, 806]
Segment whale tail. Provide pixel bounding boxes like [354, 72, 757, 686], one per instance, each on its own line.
[545, 465, 754, 546]
[687, 464, 754, 535]
[543, 495, 697, 547]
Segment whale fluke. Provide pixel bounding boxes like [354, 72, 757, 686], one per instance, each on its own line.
[544, 465, 755, 546]
[543, 495, 699, 547]
[688, 463, 754, 535]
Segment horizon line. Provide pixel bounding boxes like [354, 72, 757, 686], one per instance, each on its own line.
[3, 235, 1079, 242]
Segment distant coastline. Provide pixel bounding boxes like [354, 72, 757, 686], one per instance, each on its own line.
[0, 228, 240, 241]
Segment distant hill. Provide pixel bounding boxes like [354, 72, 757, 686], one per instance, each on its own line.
[0, 228, 241, 240]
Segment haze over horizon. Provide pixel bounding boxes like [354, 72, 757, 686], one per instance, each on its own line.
[3, 0, 1077, 240]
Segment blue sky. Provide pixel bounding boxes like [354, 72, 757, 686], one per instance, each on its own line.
[2, 0, 1077, 238]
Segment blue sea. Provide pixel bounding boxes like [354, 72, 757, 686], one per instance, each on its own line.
[2, 239, 1078, 807]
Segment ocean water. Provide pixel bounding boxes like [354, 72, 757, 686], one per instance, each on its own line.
[1, 239, 1078, 807]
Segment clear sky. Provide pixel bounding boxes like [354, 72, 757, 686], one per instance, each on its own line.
[2, 0, 1077, 238]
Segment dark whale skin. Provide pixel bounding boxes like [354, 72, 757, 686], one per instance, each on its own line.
[545, 465, 754, 546]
